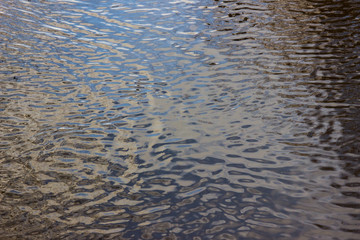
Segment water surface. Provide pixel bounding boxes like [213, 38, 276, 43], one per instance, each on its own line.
[1, 0, 359, 239]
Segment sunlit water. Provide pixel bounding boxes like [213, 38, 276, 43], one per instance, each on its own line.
[1, 0, 359, 239]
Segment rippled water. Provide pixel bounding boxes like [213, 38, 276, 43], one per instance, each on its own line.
[1, 0, 359, 239]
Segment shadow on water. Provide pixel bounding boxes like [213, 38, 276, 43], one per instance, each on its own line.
[0, 0, 359, 239]
[306, 0, 360, 234]
[257, 0, 360, 237]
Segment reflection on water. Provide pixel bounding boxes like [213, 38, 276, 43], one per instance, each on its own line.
[0, 0, 359, 239]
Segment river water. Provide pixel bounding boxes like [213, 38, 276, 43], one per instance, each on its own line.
[0, 0, 359, 239]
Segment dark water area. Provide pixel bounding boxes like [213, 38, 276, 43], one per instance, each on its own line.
[1, 0, 359, 239]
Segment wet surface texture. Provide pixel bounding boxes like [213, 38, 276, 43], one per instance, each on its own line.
[1, 0, 360, 239]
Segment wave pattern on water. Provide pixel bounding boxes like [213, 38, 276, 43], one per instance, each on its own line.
[0, 0, 359, 239]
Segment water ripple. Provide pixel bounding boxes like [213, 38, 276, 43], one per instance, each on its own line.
[1, 0, 360, 239]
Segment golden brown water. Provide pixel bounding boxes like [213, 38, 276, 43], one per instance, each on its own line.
[0, 0, 359, 239]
